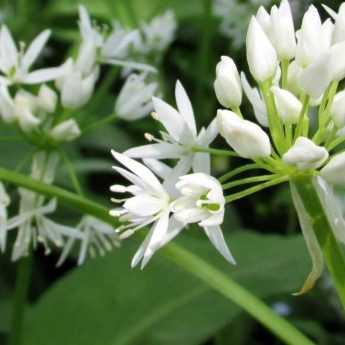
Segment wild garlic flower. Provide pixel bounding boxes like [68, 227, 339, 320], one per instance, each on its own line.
[110, 151, 234, 268]
[0, 182, 10, 252]
[57, 216, 120, 266]
[172, 173, 235, 264]
[125, 80, 218, 176]
[115, 73, 159, 121]
[0, 25, 66, 85]
[5, 152, 82, 260]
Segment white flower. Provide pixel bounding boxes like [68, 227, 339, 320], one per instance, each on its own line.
[240, 72, 268, 127]
[125, 80, 218, 175]
[57, 216, 120, 266]
[271, 86, 302, 124]
[110, 151, 179, 268]
[115, 73, 158, 121]
[37, 84, 57, 113]
[139, 10, 177, 53]
[282, 137, 329, 170]
[172, 173, 235, 264]
[214, 56, 242, 109]
[321, 152, 345, 186]
[0, 84, 15, 123]
[217, 109, 271, 159]
[246, 16, 278, 82]
[0, 25, 66, 85]
[56, 58, 99, 109]
[287, 60, 303, 96]
[49, 119, 81, 143]
[295, 6, 333, 68]
[5, 152, 82, 260]
[264, 0, 296, 60]
[78, 5, 155, 73]
[330, 90, 345, 128]
[0, 182, 10, 252]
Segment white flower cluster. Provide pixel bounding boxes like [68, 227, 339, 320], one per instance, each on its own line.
[0, 6, 177, 265]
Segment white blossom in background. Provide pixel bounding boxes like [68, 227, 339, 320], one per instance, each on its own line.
[125, 80, 218, 176]
[115, 73, 159, 121]
[0, 25, 67, 85]
[0, 182, 10, 252]
[5, 152, 82, 260]
[57, 216, 120, 266]
[137, 10, 177, 53]
[173, 173, 235, 264]
[49, 119, 81, 143]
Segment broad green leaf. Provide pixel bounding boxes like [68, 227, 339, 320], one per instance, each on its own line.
[24, 232, 309, 345]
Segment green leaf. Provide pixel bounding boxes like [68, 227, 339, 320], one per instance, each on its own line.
[24, 232, 309, 345]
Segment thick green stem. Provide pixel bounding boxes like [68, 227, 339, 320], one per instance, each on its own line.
[9, 255, 32, 345]
[0, 167, 314, 345]
[293, 176, 345, 308]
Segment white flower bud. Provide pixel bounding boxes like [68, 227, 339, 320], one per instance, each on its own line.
[283, 137, 329, 170]
[217, 109, 271, 159]
[330, 90, 345, 128]
[0, 85, 15, 123]
[14, 90, 40, 132]
[246, 16, 278, 83]
[287, 60, 303, 96]
[321, 152, 345, 186]
[115, 74, 158, 121]
[214, 56, 242, 109]
[332, 3, 345, 44]
[299, 53, 332, 99]
[256, 7, 271, 37]
[37, 84, 57, 113]
[295, 6, 331, 68]
[50, 119, 81, 142]
[270, 0, 296, 60]
[329, 41, 345, 81]
[271, 86, 302, 124]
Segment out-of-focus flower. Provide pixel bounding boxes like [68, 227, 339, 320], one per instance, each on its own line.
[0, 25, 66, 85]
[172, 173, 235, 264]
[214, 56, 242, 109]
[283, 137, 329, 170]
[49, 119, 81, 143]
[321, 152, 345, 186]
[57, 216, 120, 266]
[217, 109, 271, 158]
[0, 182, 10, 252]
[37, 84, 57, 113]
[125, 80, 218, 175]
[115, 73, 158, 121]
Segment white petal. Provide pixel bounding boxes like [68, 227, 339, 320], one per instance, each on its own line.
[175, 80, 197, 136]
[0, 25, 18, 73]
[143, 159, 172, 180]
[21, 30, 51, 72]
[23, 65, 68, 84]
[203, 226, 236, 265]
[124, 195, 163, 217]
[125, 143, 184, 159]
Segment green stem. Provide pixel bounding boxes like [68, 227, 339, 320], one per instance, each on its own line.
[9, 255, 32, 345]
[281, 59, 289, 89]
[327, 135, 345, 151]
[294, 95, 310, 140]
[219, 163, 262, 183]
[82, 114, 117, 134]
[222, 174, 278, 190]
[0, 167, 314, 345]
[225, 175, 289, 203]
[292, 176, 345, 309]
[192, 146, 238, 157]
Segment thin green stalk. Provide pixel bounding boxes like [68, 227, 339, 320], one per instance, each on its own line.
[82, 113, 117, 134]
[0, 167, 314, 345]
[222, 174, 278, 190]
[9, 255, 32, 345]
[219, 163, 262, 183]
[59, 149, 83, 196]
[260, 80, 286, 154]
[327, 135, 345, 151]
[192, 146, 238, 157]
[281, 59, 289, 89]
[225, 175, 289, 203]
[294, 95, 310, 140]
[293, 176, 345, 309]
